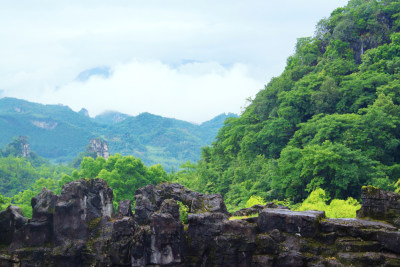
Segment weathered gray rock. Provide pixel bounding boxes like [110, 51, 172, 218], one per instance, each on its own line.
[149, 211, 185, 265]
[376, 230, 400, 254]
[214, 219, 257, 266]
[31, 188, 57, 221]
[357, 186, 400, 228]
[186, 212, 229, 263]
[88, 138, 109, 159]
[234, 202, 289, 217]
[185, 212, 258, 266]
[109, 217, 137, 265]
[258, 208, 325, 237]
[117, 199, 133, 218]
[159, 199, 180, 222]
[320, 217, 397, 238]
[131, 199, 185, 266]
[134, 182, 229, 225]
[53, 178, 114, 245]
[1, 183, 400, 266]
[10, 188, 57, 249]
[0, 205, 27, 246]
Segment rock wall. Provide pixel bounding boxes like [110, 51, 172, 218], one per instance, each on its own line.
[1, 180, 400, 266]
[357, 185, 400, 228]
[18, 136, 30, 158]
[89, 138, 110, 159]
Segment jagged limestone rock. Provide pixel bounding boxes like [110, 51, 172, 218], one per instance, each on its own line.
[0, 205, 27, 246]
[53, 178, 114, 245]
[1, 182, 400, 266]
[357, 185, 400, 228]
[134, 182, 230, 225]
[10, 188, 57, 249]
[117, 199, 133, 218]
[233, 202, 289, 217]
[258, 209, 325, 238]
[88, 138, 109, 159]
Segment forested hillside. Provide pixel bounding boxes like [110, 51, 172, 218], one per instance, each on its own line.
[0, 97, 236, 170]
[173, 0, 400, 210]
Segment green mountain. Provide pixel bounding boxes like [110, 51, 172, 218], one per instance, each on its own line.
[0, 97, 237, 170]
[94, 111, 130, 125]
[181, 0, 400, 208]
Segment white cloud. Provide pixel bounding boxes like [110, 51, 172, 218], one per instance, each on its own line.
[0, 0, 349, 122]
[36, 60, 261, 123]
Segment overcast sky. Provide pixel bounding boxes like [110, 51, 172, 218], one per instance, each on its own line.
[0, 0, 348, 123]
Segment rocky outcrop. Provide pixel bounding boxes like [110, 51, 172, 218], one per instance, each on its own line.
[19, 136, 30, 157]
[1, 179, 116, 266]
[134, 182, 230, 225]
[88, 138, 110, 159]
[357, 185, 400, 228]
[31, 120, 58, 130]
[233, 202, 289, 217]
[0, 206, 27, 246]
[10, 188, 57, 249]
[53, 178, 114, 245]
[1, 181, 400, 266]
[117, 199, 133, 218]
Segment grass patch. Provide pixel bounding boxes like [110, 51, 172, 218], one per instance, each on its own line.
[229, 213, 258, 220]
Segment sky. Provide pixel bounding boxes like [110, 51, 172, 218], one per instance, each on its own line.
[0, 0, 349, 123]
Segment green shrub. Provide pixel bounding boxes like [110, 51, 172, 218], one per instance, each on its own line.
[229, 213, 258, 220]
[245, 196, 266, 208]
[296, 188, 361, 218]
[177, 201, 189, 224]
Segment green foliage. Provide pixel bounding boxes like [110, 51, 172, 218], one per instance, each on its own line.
[4, 152, 168, 218]
[177, 201, 189, 224]
[7, 177, 59, 218]
[395, 179, 400, 194]
[229, 213, 258, 221]
[245, 196, 266, 208]
[275, 140, 387, 202]
[0, 194, 11, 211]
[0, 97, 236, 171]
[296, 188, 361, 218]
[0, 154, 73, 197]
[63, 154, 168, 206]
[178, 0, 400, 211]
[0, 156, 40, 196]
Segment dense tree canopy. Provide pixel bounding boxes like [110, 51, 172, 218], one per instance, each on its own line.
[1, 153, 168, 217]
[173, 0, 400, 209]
[60, 154, 168, 207]
[3, 0, 400, 216]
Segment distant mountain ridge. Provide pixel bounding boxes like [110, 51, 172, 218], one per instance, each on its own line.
[0, 97, 237, 170]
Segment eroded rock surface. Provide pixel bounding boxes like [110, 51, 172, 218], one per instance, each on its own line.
[135, 182, 230, 225]
[233, 202, 289, 217]
[10, 188, 57, 249]
[0, 205, 27, 246]
[1, 181, 400, 266]
[357, 185, 400, 228]
[54, 178, 114, 245]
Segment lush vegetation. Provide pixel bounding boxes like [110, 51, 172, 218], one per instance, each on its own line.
[0, 97, 235, 170]
[178, 201, 189, 224]
[245, 195, 266, 208]
[0, 153, 169, 217]
[61, 154, 168, 207]
[0, 137, 74, 198]
[3, 0, 400, 221]
[296, 188, 361, 218]
[171, 0, 400, 211]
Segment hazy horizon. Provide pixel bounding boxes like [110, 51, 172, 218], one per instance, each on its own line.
[0, 0, 348, 123]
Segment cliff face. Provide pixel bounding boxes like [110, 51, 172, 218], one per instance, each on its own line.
[0, 180, 399, 267]
[89, 138, 110, 159]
